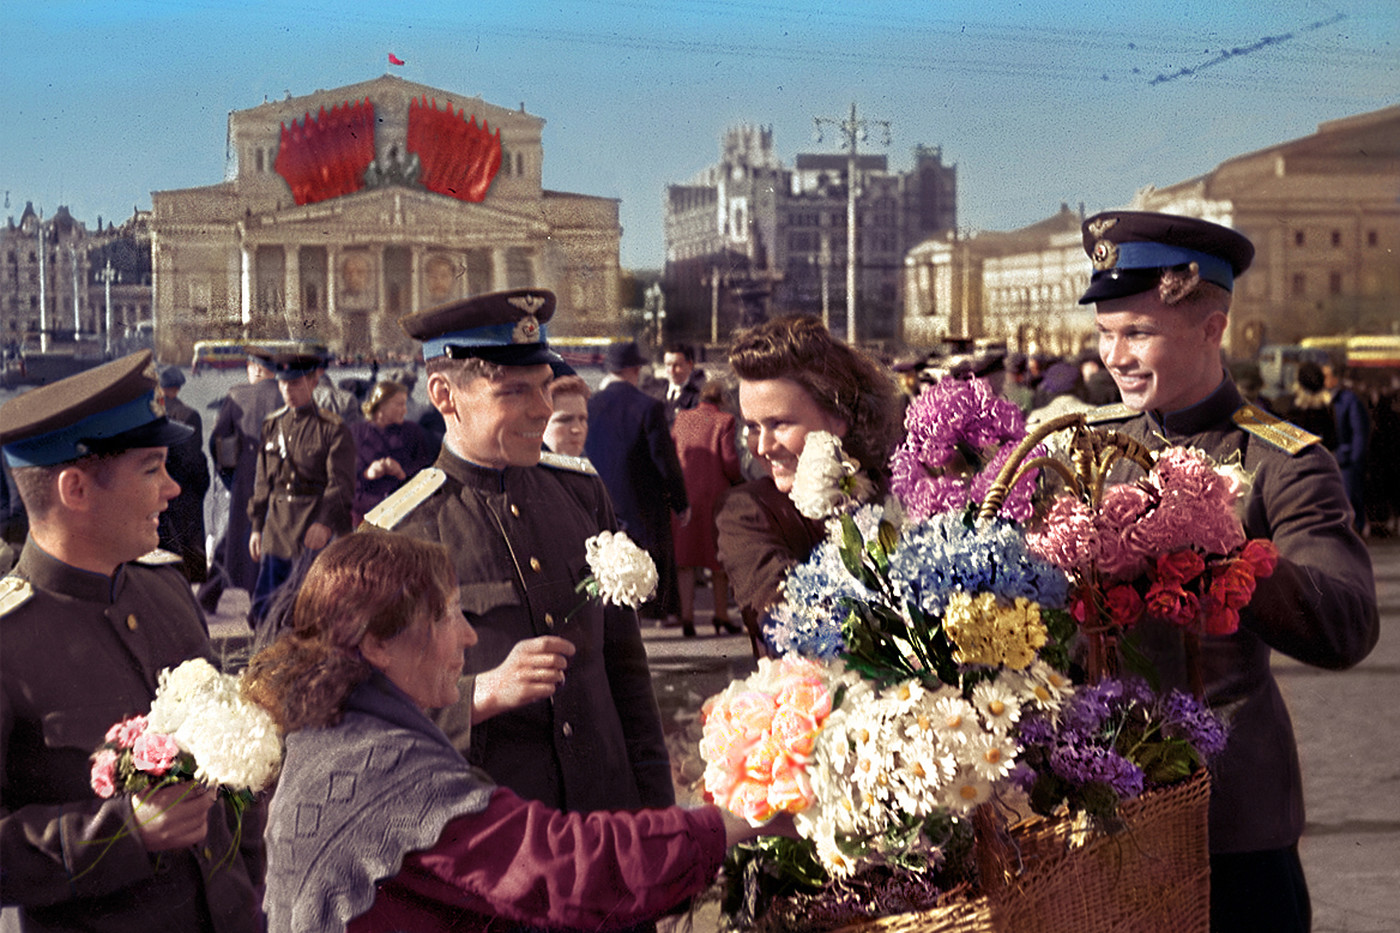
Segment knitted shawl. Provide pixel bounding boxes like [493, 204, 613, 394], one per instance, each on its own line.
[263, 672, 496, 933]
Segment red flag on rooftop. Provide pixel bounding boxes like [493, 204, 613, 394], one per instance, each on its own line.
[388, 53, 406, 66]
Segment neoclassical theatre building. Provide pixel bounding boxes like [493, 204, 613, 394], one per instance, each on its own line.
[151, 74, 622, 362]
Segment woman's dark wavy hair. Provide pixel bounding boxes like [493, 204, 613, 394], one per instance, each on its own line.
[728, 314, 900, 491]
[241, 530, 457, 733]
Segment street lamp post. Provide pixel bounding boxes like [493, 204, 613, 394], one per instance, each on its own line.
[99, 259, 119, 356]
[813, 102, 890, 345]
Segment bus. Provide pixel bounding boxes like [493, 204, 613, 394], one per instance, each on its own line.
[191, 338, 309, 374]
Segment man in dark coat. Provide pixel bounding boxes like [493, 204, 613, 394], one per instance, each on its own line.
[364, 290, 675, 819]
[198, 354, 283, 612]
[247, 349, 356, 637]
[1079, 210, 1379, 933]
[156, 365, 210, 583]
[658, 342, 704, 425]
[0, 352, 261, 932]
[586, 342, 690, 628]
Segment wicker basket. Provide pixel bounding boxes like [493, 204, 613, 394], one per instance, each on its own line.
[832, 771, 1211, 933]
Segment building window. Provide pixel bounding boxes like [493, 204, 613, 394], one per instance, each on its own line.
[255, 148, 265, 173]
[1368, 230, 1378, 247]
[1294, 230, 1305, 247]
[1331, 230, 1342, 248]
[1329, 271, 1343, 295]
[516, 153, 524, 175]
[1291, 272, 1306, 297]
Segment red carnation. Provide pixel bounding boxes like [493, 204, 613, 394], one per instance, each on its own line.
[1239, 539, 1279, 578]
[1156, 549, 1206, 585]
[1104, 584, 1146, 628]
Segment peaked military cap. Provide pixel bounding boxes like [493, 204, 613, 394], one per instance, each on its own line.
[0, 351, 194, 467]
[400, 288, 557, 366]
[1078, 210, 1255, 304]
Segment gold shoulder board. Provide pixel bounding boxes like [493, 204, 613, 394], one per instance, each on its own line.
[1232, 404, 1319, 456]
[265, 405, 289, 422]
[538, 451, 599, 475]
[1084, 403, 1138, 425]
[134, 548, 184, 566]
[363, 467, 447, 530]
[318, 408, 344, 426]
[0, 576, 34, 617]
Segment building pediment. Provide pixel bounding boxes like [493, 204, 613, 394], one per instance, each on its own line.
[241, 73, 544, 132]
[244, 185, 551, 240]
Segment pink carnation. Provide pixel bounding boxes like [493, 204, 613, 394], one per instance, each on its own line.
[104, 715, 148, 750]
[130, 732, 181, 776]
[90, 749, 119, 799]
[1099, 484, 1153, 533]
[1027, 496, 1095, 570]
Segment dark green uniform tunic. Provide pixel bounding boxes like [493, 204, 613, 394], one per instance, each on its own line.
[1091, 378, 1379, 853]
[369, 448, 674, 814]
[0, 540, 261, 932]
[248, 403, 355, 560]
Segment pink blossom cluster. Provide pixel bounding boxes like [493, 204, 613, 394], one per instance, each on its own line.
[89, 714, 185, 799]
[890, 377, 1037, 521]
[699, 656, 834, 825]
[1028, 447, 1247, 580]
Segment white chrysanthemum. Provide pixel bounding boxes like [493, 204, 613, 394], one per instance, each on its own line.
[971, 680, 1022, 734]
[791, 431, 850, 519]
[583, 531, 658, 609]
[148, 661, 282, 793]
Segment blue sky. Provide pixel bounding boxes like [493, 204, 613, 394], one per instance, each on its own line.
[3, 1, 1395, 269]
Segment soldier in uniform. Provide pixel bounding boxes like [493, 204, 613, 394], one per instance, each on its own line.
[247, 349, 356, 638]
[364, 288, 675, 818]
[155, 365, 211, 583]
[1077, 211, 1379, 933]
[0, 351, 261, 931]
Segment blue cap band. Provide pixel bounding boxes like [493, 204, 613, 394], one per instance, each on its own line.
[423, 320, 550, 361]
[3, 391, 164, 468]
[1112, 242, 1235, 290]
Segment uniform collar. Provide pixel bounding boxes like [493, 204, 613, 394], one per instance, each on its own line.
[436, 445, 516, 493]
[15, 536, 124, 604]
[1143, 377, 1243, 439]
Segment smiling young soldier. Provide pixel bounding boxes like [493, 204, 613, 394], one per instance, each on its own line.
[363, 289, 675, 827]
[0, 351, 261, 931]
[1079, 211, 1379, 933]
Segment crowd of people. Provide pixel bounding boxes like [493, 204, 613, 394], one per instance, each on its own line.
[0, 209, 1384, 932]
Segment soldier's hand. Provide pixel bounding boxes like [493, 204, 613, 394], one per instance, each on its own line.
[303, 522, 333, 551]
[472, 635, 576, 724]
[248, 531, 262, 561]
[133, 782, 214, 852]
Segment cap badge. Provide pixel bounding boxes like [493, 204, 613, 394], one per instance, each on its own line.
[508, 294, 547, 315]
[1091, 239, 1119, 271]
[512, 314, 541, 344]
[148, 390, 167, 419]
[1086, 217, 1117, 239]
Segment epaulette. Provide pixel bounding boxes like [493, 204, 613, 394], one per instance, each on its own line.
[265, 404, 289, 422]
[1232, 403, 1320, 456]
[317, 407, 344, 426]
[538, 451, 598, 475]
[363, 467, 447, 530]
[1084, 403, 1138, 425]
[134, 548, 185, 566]
[0, 576, 34, 617]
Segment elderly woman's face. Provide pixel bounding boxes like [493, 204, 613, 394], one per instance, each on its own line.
[368, 590, 476, 709]
[739, 377, 848, 494]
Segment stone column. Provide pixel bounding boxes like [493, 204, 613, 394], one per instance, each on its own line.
[284, 244, 303, 335]
[492, 247, 510, 292]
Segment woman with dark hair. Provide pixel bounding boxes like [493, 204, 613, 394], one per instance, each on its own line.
[349, 381, 437, 525]
[716, 314, 899, 654]
[245, 531, 787, 933]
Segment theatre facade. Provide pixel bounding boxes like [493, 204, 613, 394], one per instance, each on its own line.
[151, 75, 622, 362]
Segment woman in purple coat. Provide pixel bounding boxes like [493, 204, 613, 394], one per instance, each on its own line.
[350, 381, 438, 525]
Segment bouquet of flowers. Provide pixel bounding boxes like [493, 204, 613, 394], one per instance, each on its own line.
[701, 381, 1233, 931]
[89, 658, 281, 869]
[1025, 440, 1278, 689]
[1015, 676, 1227, 827]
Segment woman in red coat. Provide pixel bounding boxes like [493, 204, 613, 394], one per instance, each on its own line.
[671, 381, 744, 635]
